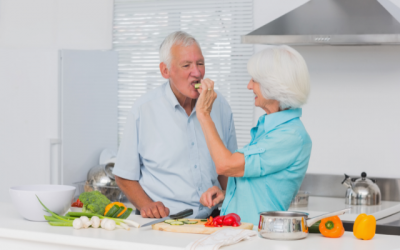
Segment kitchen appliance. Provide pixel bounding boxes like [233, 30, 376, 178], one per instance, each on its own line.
[258, 208, 350, 240]
[9, 185, 75, 221]
[74, 163, 127, 202]
[342, 172, 381, 205]
[290, 191, 309, 207]
[141, 209, 193, 227]
[242, 0, 400, 45]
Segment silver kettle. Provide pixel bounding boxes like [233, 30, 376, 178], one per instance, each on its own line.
[341, 172, 381, 205]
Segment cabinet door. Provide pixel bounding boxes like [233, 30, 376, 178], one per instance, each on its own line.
[60, 50, 118, 185]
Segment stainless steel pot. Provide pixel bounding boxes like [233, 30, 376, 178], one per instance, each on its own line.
[258, 208, 350, 240]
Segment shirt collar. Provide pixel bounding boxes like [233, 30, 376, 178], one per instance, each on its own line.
[261, 108, 302, 133]
[164, 81, 180, 109]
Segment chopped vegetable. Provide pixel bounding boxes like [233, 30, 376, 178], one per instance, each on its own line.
[319, 216, 344, 238]
[194, 83, 201, 89]
[79, 191, 111, 215]
[104, 202, 127, 217]
[118, 208, 133, 219]
[308, 220, 321, 233]
[222, 213, 241, 227]
[353, 213, 376, 240]
[183, 220, 198, 224]
[104, 204, 120, 217]
[169, 221, 184, 226]
[71, 198, 83, 208]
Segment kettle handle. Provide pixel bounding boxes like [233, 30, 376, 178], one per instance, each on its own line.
[341, 174, 350, 184]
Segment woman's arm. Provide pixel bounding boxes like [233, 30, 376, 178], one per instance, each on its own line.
[196, 79, 245, 177]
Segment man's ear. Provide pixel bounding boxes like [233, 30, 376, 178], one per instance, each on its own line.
[159, 62, 170, 79]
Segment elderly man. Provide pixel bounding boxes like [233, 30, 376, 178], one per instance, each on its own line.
[112, 31, 237, 219]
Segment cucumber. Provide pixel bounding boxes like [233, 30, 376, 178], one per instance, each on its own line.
[177, 219, 189, 222]
[200, 219, 208, 222]
[169, 221, 184, 226]
[113, 206, 125, 218]
[104, 205, 120, 217]
[308, 220, 321, 234]
[183, 220, 198, 224]
[118, 208, 133, 219]
[164, 219, 176, 224]
[194, 83, 201, 89]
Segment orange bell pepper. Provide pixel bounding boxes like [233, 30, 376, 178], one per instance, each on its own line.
[319, 216, 345, 238]
[353, 214, 376, 240]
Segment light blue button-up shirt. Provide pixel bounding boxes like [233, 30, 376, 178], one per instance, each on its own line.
[220, 108, 312, 225]
[113, 81, 237, 218]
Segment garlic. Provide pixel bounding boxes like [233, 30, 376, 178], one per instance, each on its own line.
[103, 219, 116, 231]
[91, 216, 100, 228]
[80, 216, 92, 229]
[73, 218, 83, 229]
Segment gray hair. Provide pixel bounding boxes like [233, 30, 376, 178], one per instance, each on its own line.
[159, 31, 201, 69]
[247, 45, 310, 110]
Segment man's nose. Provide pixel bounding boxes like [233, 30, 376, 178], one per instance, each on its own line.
[191, 65, 201, 78]
[247, 81, 252, 90]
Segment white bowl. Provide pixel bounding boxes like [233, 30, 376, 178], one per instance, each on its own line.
[9, 185, 76, 221]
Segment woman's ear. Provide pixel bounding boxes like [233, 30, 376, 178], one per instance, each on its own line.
[159, 62, 170, 79]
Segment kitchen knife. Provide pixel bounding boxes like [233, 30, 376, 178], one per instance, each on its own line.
[140, 209, 193, 227]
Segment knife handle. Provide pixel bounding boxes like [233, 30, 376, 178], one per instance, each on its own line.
[170, 209, 193, 219]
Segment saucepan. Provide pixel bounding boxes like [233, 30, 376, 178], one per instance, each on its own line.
[258, 208, 350, 240]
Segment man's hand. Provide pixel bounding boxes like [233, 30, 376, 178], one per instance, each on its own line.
[140, 201, 170, 218]
[200, 186, 225, 209]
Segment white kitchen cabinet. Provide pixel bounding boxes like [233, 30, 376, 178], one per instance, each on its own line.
[0, 49, 118, 201]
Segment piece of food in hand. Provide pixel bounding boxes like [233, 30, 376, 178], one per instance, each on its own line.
[319, 216, 344, 238]
[353, 213, 376, 240]
[71, 198, 83, 208]
[79, 191, 111, 215]
[194, 83, 201, 89]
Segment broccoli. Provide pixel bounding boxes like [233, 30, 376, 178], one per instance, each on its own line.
[78, 191, 111, 215]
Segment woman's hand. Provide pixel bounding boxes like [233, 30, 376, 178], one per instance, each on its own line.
[196, 78, 217, 119]
[200, 186, 225, 209]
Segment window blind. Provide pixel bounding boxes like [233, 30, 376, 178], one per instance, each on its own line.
[113, 0, 254, 148]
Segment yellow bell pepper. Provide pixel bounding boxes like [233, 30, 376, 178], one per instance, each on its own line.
[353, 213, 376, 240]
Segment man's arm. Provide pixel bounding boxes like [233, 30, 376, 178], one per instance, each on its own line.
[115, 176, 170, 218]
[218, 175, 228, 190]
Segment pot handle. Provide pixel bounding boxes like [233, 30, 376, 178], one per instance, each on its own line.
[306, 208, 351, 227]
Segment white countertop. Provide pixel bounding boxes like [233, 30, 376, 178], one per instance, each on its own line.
[289, 196, 400, 222]
[1, 202, 400, 250]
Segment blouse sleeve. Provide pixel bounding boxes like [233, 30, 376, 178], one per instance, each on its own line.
[237, 130, 303, 178]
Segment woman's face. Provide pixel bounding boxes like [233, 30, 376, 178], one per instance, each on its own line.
[247, 79, 280, 114]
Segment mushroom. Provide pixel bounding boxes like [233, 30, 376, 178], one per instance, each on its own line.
[73, 218, 83, 229]
[91, 216, 100, 228]
[102, 219, 116, 231]
[80, 216, 92, 229]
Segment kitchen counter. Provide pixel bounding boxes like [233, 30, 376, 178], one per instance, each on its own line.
[0, 202, 399, 250]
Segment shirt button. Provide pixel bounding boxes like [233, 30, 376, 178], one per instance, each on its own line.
[194, 165, 197, 168]
[198, 187, 201, 191]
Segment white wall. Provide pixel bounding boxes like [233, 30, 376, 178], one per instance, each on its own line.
[0, 0, 113, 200]
[253, 0, 400, 178]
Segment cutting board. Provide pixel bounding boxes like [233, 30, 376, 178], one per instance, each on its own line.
[151, 219, 254, 234]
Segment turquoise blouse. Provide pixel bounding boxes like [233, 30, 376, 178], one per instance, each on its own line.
[220, 108, 312, 225]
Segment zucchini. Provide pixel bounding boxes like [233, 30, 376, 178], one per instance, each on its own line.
[164, 219, 176, 224]
[113, 206, 125, 218]
[177, 219, 189, 222]
[308, 220, 321, 234]
[118, 208, 133, 219]
[200, 219, 208, 222]
[194, 83, 201, 89]
[104, 204, 120, 218]
[183, 220, 198, 224]
[169, 221, 184, 226]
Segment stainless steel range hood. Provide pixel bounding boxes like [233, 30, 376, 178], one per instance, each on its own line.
[242, 0, 400, 45]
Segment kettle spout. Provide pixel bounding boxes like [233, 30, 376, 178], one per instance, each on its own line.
[341, 174, 352, 189]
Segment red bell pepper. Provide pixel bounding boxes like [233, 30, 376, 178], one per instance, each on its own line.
[222, 213, 241, 227]
[213, 215, 225, 227]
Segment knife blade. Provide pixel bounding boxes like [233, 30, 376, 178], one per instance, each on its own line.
[140, 208, 193, 227]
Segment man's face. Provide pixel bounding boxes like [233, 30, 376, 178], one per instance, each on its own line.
[167, 43, 205, 99]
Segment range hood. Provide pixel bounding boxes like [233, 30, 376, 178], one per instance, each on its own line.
[242, 0, 400, 45]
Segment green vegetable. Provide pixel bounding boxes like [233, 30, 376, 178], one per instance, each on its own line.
[104, 204, 120, 217]
[309, 220, 321, 234]
[183, 220, 198, 224]
[113, 206, 125, 218]
[194, 83, 201, 89]
[200, 219, 208, 222]
[118, 208, 133, 219]
[169, 221, 184, 225]
[79, 191, 111, 215]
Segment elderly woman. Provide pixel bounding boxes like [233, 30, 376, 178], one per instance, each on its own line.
[196, 45, 312, 225]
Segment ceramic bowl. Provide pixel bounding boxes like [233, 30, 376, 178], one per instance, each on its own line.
[9, 185, 76, 221]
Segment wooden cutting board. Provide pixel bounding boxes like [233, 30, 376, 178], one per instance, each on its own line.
[151, 219, 254, 234]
